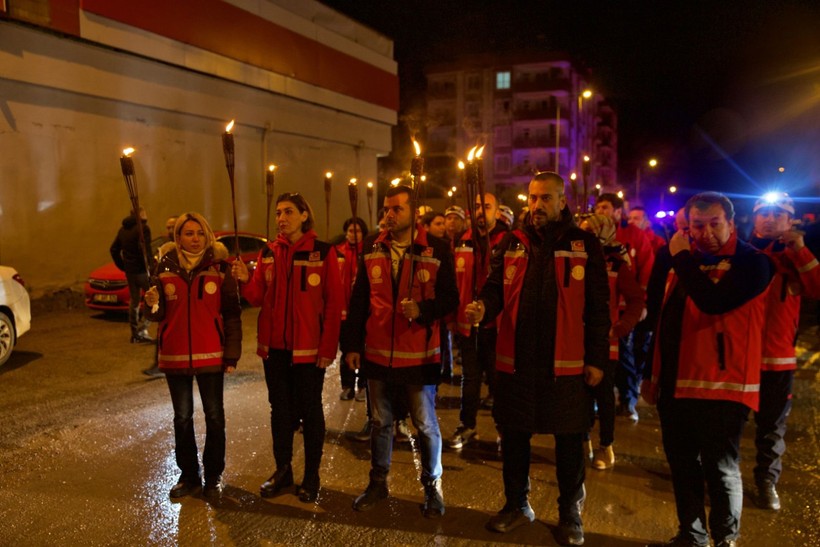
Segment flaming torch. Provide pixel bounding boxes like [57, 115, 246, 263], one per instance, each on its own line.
[324, 171, 333, 239]
[119, 147, 151, 276]
[348, 178, 360, 269]
[222, 120, 240, 258]
[366, 181, 374, 229]
[406, 139, 424, 304]
[265, 164, 276, 240]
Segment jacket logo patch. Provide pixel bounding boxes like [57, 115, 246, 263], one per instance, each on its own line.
[456, 256, 466, 270]
[309, 251, 321, 261]
[370, 265, 383, 284]
[422, 247, 433, 257]
[205, 281, 218, 295]
[571, 265, 585, 280]
[417, 269, 430, 283]
[505, 265, 517, 280]
[164, 284, 176, 296]
[308, 273, 321, 287]
[571, 240, 585, 252]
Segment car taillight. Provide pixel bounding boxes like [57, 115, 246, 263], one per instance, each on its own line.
[12, 273, 25, 288]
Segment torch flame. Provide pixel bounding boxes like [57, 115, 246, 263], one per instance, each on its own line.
[122, 147, 135, 157]
[268, 164, 276, 172]
[367, 181, 374, 189]
[413, 139, 421, 157]
[476, 145, 485, 159]
[467, 146, 477, 162]
[225, 120, 235, 133]
[325, 171, 333, 179]
[350, 178, 357, 185]
[458, 161, 465, 170]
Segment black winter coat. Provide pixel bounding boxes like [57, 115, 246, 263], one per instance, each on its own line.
[110, 215, 152, 275]
[480, 208, 611, 434]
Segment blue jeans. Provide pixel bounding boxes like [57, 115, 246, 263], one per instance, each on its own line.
[658, 397, 748, 544]
[616, 329, 650, 408]
[367, 379, 442, 485]
[166, 372, 225, 483]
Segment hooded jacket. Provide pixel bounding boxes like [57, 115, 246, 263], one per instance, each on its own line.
[148, 240, 242, 374]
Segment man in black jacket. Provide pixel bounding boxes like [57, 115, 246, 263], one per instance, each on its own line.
[466, 172, 610, 546]
[110, 207, 153, 343]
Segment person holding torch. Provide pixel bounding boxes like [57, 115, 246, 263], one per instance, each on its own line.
[232, 192, 342, 504]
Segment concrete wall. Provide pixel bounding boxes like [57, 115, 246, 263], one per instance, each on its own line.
[0, 1, 397, 296]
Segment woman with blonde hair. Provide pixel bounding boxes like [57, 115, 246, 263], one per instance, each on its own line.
[145, 212, 242, 499]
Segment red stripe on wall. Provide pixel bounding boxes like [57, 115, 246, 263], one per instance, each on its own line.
[49, 0, 79, 35]
[80, 0, 398, 112]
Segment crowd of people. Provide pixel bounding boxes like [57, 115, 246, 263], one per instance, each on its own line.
[108, 172, 818, 547]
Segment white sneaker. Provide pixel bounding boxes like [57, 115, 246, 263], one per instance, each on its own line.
[447, 425, 477, 449]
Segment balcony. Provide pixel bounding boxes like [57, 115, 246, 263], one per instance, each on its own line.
[513, 107, 568, 121]
[512, 76, 571, 93]
[513, 136, 568, 149]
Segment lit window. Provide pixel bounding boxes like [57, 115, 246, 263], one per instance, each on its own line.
[496, 71, 510, 90]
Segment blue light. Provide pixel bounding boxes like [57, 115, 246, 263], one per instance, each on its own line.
[762, 191, 782, 204]
[655, 211, 668, 219]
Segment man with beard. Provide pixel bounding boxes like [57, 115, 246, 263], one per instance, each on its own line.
[344, 185, 459, 518]
[447, 192, 509, 449]
[466, 172, 609, 545]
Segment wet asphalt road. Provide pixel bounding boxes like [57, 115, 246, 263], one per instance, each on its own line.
[0, 301, 817, 546]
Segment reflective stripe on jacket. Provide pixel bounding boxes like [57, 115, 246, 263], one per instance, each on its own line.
[495, 229, 588, 376]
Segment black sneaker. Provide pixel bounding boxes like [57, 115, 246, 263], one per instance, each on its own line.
[352, 480, 388, 512]
[756, 480, 781, 511]
[555, 518, 584, 545]
[649, 534, 711, 547]
[260, 464, 293, 498]
[422, 478, 445, 518]
[486, 504, 535, 533]
[170, 477, 201, 499]
[204, 476, 224, 499]
[298, 474, 320, 503]
[351, 420, 372, 442]
[339, 387, 355, 401]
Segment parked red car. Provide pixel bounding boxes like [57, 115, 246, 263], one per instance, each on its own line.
[84, 231, 268, 312]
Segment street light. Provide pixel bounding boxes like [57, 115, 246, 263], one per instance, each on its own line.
[635, 157, 659, 205]
[660, 185, 678, 209]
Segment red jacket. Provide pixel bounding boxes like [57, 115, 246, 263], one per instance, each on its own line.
[150, 243, 242, 374]
[753, 238, 820, 371]
[494, 228, 608, 376]
[335, 240, 363, 321]
[650, 235, 772, 410]
[453, 225, 508, 337]
[617, 223, 655, 288]
[351, 228, 459, 368]
[241, 230, 343, 363]
[605, 249, 645, 359]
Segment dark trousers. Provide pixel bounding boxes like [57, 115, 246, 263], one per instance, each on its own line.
[500, 427, 586, 523]
[588, 360, 616, 446]
[166, 372, 225, 483]
[658, 397, 748, 544]
[754, 370, 794, 485]
[264, 350, 326, 479]
[125, 271, 150, 336]
[458, 328, 497, 429]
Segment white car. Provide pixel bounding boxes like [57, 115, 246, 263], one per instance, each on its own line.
[0, 266, 31, 366]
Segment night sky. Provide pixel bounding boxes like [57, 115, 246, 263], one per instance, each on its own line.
[321, 0, 820, 208]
